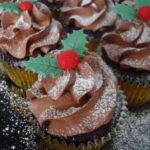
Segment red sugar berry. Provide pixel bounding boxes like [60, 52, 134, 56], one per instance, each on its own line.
[137, 6, 150, 21]
[19, 1, 33, 12]
[57, 50, 79, 70]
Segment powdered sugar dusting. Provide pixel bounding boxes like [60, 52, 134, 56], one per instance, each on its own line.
[30, 19, 61, 51]
[98, 10, 116, 28]
[137, 24, 150, 44]
[78, 77, 116, 132]
[48, 72, 70, 100]
[121, 56, 150, 71]
[120, 26, 141, 42]
[14, 15, 30, 30]
[28, 75, 48, 98]
[81, 0, 92, 6]
[50, 75, 116, 136]
[70, 7, 106, 26]
[94, 73, 103, 90]
[71, 73, 95, 100]
[40, 106, 80, 120]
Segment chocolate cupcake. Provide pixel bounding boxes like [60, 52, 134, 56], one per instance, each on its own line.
[101, 0, 150, 106]
[21, 30, 127, 149]
[0, 0, 62, 60]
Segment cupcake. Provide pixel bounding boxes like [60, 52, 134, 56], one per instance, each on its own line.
[101, 0, 150, 106]
[22, 30, 127, 150]
[0, 0, 62, 59]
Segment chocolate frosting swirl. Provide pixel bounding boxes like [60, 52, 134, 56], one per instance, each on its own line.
[60, 0, 116, 31]
[0, 2, 62, 59]
[27, 51, 117, 137]
[102, 20, 150, 71]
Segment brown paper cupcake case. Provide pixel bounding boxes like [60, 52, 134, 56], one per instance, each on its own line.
[118, 80, 150, 106]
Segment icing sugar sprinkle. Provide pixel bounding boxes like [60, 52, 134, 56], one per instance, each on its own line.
[121, 56, 150, 70]
[120, 26, 140, 42]
[71, 73, 95, 99]
[40, 106, 80, 120]
[14, 15, 30, 30]
[77, 78, 116, 133]
[48, 72, 70, 100]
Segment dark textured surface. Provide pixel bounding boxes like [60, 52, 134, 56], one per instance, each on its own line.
[112, 106, 150, 150]
[101, 107, 150, 150]
[0, 79, 38, 150]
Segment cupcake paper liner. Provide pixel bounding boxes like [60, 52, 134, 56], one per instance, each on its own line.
[118, 80, 150, 106]
[101, 49, 150, 107]
[0, 51, 38, 96]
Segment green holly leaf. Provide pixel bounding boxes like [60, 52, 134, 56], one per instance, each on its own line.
[135, 0, 150, 9]
[62, 30, 88, 58]
[0, 2, 20, 14]
[113, 4, 137, 21]
[22, 55, 61, 78]
[28, 0, 37, 3]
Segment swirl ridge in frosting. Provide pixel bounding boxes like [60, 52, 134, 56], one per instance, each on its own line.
[60, 0, 116, 31]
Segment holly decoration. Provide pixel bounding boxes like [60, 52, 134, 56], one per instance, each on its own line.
[113, 0, 150, 22]
[22, 30, 88, 77]
[0, 0, 37, 14]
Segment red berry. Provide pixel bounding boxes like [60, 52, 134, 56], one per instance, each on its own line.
[137, 6, 150, 21]
[19, 1, 33, 12]
[57, 50, 79, 70]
